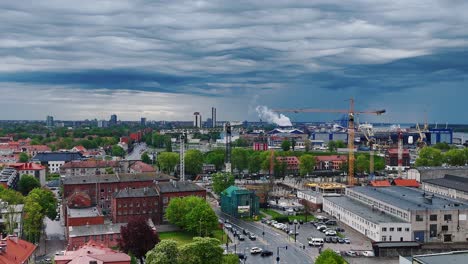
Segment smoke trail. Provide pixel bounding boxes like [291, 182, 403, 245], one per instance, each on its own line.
[256, 105, 292, 127]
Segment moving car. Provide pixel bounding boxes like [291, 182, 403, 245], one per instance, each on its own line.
[236, 253, 246, 260]
[261, 250, 273, 257]
[243, 229, 248, 235]
[250, 247, 263, 254]
[238, 235, 245, 241]
[248, 233, 257, 240]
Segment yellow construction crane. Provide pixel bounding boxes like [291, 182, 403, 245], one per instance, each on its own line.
[274, 99, 385, 185]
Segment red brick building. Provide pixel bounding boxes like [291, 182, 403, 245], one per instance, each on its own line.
[67, 223, 124, 250]
[385, 148, 410, 168]
[66, 207, 105, 227]
[156, 181, 206, 223]
[315, 155, 347, 170]
[55, 240, 130, 264]
[62, 173, 172, 215]
[111, 187, 160, 224]
[60, 160, 121, 177]
[276, 156, 300, 174]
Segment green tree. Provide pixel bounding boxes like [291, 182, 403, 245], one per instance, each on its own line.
[211, 172, 235, 194]
[165, 196, 218, 236]
[158, 152, 179, 173]
[299, 154, 316, 176]
[304, 139, 311, 152]
[185, 149, 204, 176]
[19, 152, 29, 162]
[204, 150, 225, 171]
[141, 152, 152, 164]
[328, 140, 337, 152]
[233, 138, 249, 147]
[415, 147, 444, 166]
[29, 188, 57, 220]
[315, 249, 345, 264]
[433, 142, 451, 151]
[18, 175, 41, 195]
[178, 237, 223, 264]
[355, 154, 369, 175]
[164, 137, 172, 152]
[274, 159, 287, 178]
[248, 152, 262, 174]
[444, 149, 466, 166]
[281, 140, 291, 151]
[222, 254, 240, 264]
[0, 186, 24, 204]
[146, 240, 179, 264]
[23, 192, 44, 243]
[231, 148, 248, 172]
[111, 145, 126, 157]
[152, 133, 167, 148]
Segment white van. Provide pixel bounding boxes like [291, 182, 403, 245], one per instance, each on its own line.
[308, 238, 324, 247]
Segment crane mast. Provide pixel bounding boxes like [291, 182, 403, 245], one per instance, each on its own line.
[398, 130, 403, 178]
[274, 99, 385, 186]
[179, 133, 185, 181]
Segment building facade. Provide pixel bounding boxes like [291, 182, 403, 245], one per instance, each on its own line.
[111, 187, 160, 224]
[221, 186, 260, 218]
[315, 155, 347, 170]
[32, 152, 84, 173]
[422, 175, 468, 201]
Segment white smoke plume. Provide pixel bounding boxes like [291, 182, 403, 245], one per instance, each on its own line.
[256, 105, 293, 127]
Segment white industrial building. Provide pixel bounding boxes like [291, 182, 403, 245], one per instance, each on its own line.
[422, 175, 468, 201]
[323, 196, 412, 242]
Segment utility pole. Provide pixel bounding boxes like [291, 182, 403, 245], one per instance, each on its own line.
[276, 246, 288, 264]
[180, 133, 185, 181]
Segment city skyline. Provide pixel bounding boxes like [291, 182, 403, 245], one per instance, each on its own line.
[0, 1, 467, 123]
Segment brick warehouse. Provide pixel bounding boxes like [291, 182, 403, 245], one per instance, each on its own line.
[111, 187, 160, 224]
[62, 172, 173, 215]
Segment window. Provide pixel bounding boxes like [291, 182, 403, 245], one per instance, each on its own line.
[109, 234, 113, 241]
[430, 215, 437, 221]
[416, 215, 424, 221]
[442, 225, 448, 231]
[382, 227, 387, 232]
[389, 236, 392, 241]
[390, 227, 394, 232]
[382, 236, 387, 241]
[101, 234, 105, 241]
[430, 224, 437, 237]
[397, 228, 402, 232]
[163, 197, 168, 204]
[129, 203, 133, 207]
[444, 214, 452, 221]
[405, 228, 410, 232]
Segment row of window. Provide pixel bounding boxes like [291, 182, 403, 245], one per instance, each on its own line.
[416, 214, 451, 222]
[381, 235, 404, 242]
[83, 233, 120, 242]
[347, 190, 409, 220]
[117, 209, 157, 215]
[382, 227, 410, 232]
[118, 201, 158, 208]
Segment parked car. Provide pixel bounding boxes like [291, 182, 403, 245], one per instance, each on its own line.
[325, 230, 337, 236]
[317, 225, 327, 231]
[324, 237, 332, 243]
[308, 238, 324, 247]
[250, 247, 263, 254]
[346, 251, 357, 257]
[331, 236, 339, 243]
[335, 227, 345, 232]
[338, 238, 345, 244]
[362, 251, 375, 257]
[325, 220, 337, 226]
[261, 250, 274, 257]
[334, 250, 341, 255]
[224, 223, 232, 229]
[343, 238, 351, 244]
[248, 233, 257, 240]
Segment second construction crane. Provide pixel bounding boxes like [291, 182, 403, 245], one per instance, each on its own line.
[274, 99, 385, 185]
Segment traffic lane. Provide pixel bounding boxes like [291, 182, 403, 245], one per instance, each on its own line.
[219, 212, 312, 263]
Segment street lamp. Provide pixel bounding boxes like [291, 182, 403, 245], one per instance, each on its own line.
[276, 246, 288, 264]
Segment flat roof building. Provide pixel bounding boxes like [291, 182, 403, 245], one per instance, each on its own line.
[348, 186, 468, 243]
[422, 175, 468, 201]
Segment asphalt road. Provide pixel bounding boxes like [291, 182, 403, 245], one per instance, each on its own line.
[217, 209, 314, 264]
[126, 143, 148, 160]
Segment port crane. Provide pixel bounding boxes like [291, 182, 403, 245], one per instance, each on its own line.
[274, 99, 385, 185]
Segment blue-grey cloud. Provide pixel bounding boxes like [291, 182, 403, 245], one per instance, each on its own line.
[0, 0, 467, 122]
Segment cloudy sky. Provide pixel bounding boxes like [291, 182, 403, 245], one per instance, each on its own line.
[1, 0, 467, 123]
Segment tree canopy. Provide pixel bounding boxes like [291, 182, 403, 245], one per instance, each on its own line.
[184, 149, 204, 176]
[157, 152, 179, 173]
[231, 148, 248, 172]
[178, 237, 224, 264]
[146, 239, 179, 264]
[299, 154, 316, 176]
[19, 152, 29, 162]
[281, 140, 291, 151]
[18, 175, 41, 195]
[119, 217, 160, 264]
[415, 147, 444, 166]
[141, 152, 152, 164]
[315, 249, 345, 264]
[204, 150, 225, 171]
[211, 172, 235, 195]
[111, 145, 126, 157]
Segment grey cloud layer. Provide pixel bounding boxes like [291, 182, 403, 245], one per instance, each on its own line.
[0, 0, 467, 121]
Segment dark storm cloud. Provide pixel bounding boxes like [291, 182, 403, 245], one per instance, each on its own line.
[0, 0, 467, 121]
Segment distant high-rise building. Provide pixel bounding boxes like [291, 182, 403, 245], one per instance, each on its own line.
[98, 120, 108, 128]
[141, 117, 147, 126]
[110, 114, 117, 125]
[211, 107, 217, 128]
[193, 112, 202, 128]
[46, 115, 54, 127]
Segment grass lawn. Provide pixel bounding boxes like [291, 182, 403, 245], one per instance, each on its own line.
[159, 229, 230, 246]
[261, 208, 316, 222]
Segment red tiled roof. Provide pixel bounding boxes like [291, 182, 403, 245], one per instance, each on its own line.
[369, 180, 391, 187]
[393, 178, 420, 187]
[130, 161, 156, 173]
[315, 155, 347, 162]
[8, 162, 45, 171]
[0, 235, 37, 264]
[61, 160, 120, 169]
[55, 240, 130, 264]
[72, 145, 87, 152]
[25, 145, 51, 152]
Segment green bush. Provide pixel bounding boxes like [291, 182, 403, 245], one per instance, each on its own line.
[273, 215, 289, 223]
